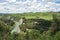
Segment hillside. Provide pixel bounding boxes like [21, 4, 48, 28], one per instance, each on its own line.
[0, 12, 60, 40]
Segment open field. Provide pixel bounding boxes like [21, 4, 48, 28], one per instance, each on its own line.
[5, 12, 57, 20]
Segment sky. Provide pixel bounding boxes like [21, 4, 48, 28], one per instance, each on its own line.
[0, 0, 60, 13]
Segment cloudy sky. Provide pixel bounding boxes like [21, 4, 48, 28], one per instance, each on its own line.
[0, 0, 60, 13]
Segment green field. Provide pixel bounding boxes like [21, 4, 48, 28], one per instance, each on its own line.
[8, 12, 57, 20]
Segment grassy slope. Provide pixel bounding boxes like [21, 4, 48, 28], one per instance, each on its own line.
[1, 12, 60, 20]
[10, 12, 54, 20]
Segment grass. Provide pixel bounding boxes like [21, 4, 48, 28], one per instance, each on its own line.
[7, 12, 54, 20]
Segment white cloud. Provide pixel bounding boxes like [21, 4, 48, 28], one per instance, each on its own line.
[42, 0, 52, 2]
[6, 0, 16, 2]
[0, 0, 60, 13]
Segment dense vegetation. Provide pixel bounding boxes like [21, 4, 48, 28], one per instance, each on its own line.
[0, 12, 60, 40]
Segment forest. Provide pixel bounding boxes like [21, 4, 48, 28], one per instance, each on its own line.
[0, 12, 60, 40]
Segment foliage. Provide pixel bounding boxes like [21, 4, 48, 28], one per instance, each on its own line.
[0, 12, 60, 40]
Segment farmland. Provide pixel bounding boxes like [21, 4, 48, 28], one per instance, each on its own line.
[7, 12, 54, 20]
